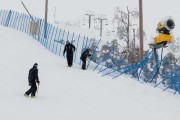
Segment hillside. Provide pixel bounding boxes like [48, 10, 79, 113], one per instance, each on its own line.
[0, 25, 180, 120]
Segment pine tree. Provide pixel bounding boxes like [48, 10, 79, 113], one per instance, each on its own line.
[98, 39, 126, 69]
[89, 39, 99, 63]
[160, 52, 178, 86]
[113, 6, 138, 63]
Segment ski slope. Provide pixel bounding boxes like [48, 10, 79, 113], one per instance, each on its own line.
[0, 26, 180, 120]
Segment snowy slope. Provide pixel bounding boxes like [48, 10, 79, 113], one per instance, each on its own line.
[1, 25, 180, 120]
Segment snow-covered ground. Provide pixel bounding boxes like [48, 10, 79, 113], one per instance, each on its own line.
[1, 25, 180, 120]
[0, 0, 180, 119]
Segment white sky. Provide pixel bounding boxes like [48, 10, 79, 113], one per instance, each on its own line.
[0, 0, 180, 42]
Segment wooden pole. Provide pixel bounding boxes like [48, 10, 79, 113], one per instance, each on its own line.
[44, 0, 48, 38]
[139, 0, 144, 59]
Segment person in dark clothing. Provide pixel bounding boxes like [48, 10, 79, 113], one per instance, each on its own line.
[63, 41, 76, 67]
[80, 48, 92, 70]
[24, 63, 40, 98]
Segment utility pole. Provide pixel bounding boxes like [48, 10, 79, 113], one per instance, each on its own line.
[139, 0, 144, 59]
[96, 14, 107, 37]
[85, 11, 95, 29]
[44, 0, 48, 38]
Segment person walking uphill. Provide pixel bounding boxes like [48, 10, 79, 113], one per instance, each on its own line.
[80, 48, 92, 70]
[24, 63, 40, 98]
[63, 40, 76, 67]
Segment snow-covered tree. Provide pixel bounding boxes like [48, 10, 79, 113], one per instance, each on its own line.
[89, 39, 100, 63]
[113, 6, 138, 62]
[160, 52, 178, 81]
[169, 37, 180, 54]
[98, 39, 126, 69]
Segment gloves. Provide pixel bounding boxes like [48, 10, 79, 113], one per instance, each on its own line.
[28, 83, 31, 86]
[86, 58, 90, 61]
[36, 80, 40, 85]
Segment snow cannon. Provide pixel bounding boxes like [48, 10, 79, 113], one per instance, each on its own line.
[154, 17, 175, 45]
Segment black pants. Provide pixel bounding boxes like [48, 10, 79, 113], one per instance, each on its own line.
[81, 58, 86, 70]
[25, 82, 37, 97]
[67, 55, 73, 67]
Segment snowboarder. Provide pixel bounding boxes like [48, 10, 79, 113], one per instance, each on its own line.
[63, 40, 76, 67]
[24, 63, 40, 98]
[80, 48, 92, 70]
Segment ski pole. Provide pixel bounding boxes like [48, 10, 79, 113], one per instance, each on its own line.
[36, 83, 39, 94]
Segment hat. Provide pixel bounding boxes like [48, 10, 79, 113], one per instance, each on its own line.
[87, 48, 91, 51]
[34, 63, 38, 66]
[66, 40, 69, 44]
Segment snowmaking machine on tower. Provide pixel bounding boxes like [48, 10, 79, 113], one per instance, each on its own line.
[149, 17, 175, 49]
[148, 17, 175, 83]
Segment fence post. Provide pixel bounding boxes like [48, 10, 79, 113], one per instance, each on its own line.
[40, 19, 45, 45]
[66, 31, 69, 41]
[55, 29, 61, 55]
[19, 13, 25, 32]
[79, 35, 86, 65]
[24, 14, 29, 34]
[37, 18, 42, 42]
[48, 25, 55, 50]
[20, 12, 24, 31]
[51, 26, 58, 52]
[26, 14, 31, 34]
[2, 10, 7, 26]
[74, 34, 80, 62]
[45, 23, 52, 48]
[0, 10, 2, 24]
[8, 10, 14, 28]
[1, 10, 5, 25]
[16, 13, 22, 30]
[59, 29, 65, 56]
[40, 19, 46, 44]
[22, 13, 27, 32]
[12, 11, 18, 29]
[84, 37, 88, 49]
[5, 10, 12, 27]
[71, 32, 74, 43]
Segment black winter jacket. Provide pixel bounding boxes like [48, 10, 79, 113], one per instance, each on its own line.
[63, 43, 75, 56]
[28, 66, 39, 84]
[80, 49, 92, 60]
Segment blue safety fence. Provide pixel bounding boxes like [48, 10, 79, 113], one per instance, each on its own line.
[155, 67, 180, 94]
[92, 44, 180, 95]
[101, 50, 152, 78]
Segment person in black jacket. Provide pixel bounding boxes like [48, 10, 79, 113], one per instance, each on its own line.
[63, 41, 76, 67]
[24, 63, 40, 98]
[80, 49, 92, 70]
